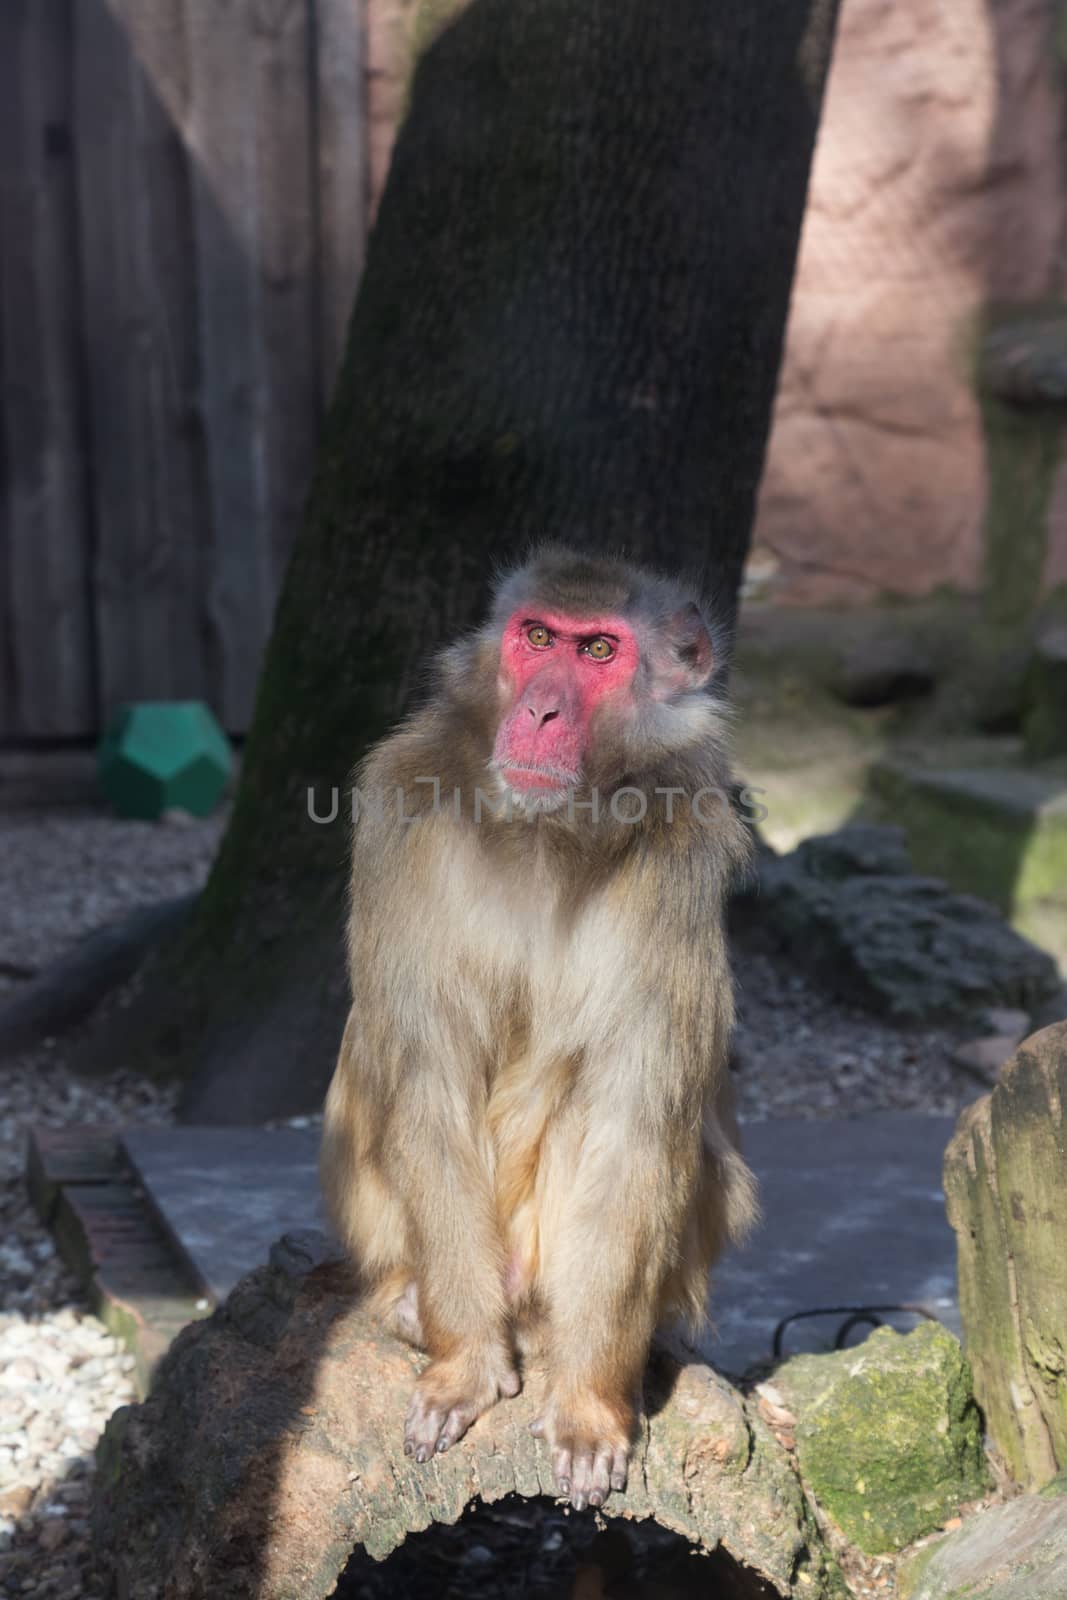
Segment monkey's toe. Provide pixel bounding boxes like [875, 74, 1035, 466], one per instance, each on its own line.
[536, 1415, 630, 1509]
[554, 1440, 628, 1509]
[403, 1359, 519, 1462]
[404, 1390, 474, 1461]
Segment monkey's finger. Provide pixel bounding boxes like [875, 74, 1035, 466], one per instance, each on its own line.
[588, 1446, 615, 1508]
[570, 1448, 595, 1511]
[499, 1367, 522, 1399]
[403, 1397, 448, 1464]
[435, 1403, 479, 1454]
[552, 1445, 573, 1498]
[610, 1448, 629, 1494]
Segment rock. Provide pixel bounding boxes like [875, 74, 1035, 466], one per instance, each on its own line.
[37, 1517, 67, 1553]
[747, 825, 1060, 1021]
[897, 1478, 1067, 1599]
[93, 1241, 843, 1600]
[774, 1323, 989, 1556]
[1023, 622, 1067, 760]
[0, 1486, 33, 1518]
[978, 1008, 1030, 1041]
[943, 1023, 1067, 1488]
[952, 1035, 1020, 1086]
[1029, 983, 1067, 1032]
[867, 759, 1067, 971]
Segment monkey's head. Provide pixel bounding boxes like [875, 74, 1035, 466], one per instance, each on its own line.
[476, 547, 727, 815]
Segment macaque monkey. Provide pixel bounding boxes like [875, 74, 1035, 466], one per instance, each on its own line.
[321, 546, 757, 1510]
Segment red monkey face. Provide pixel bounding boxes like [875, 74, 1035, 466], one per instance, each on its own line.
[491, 610, 640, 802]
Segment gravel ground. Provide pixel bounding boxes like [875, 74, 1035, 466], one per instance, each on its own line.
[0, 809, 224, 997]
[0, 806, 207, 1599]
[0, 1058, 176, 1600]
[731, 939, 978, 1124]
[0, 802, 984, 1599]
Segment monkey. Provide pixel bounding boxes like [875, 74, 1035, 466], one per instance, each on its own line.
[320, 545, 758, 1511]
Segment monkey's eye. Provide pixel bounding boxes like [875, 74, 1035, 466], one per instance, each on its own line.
[582, 637, 615, 661]
[526, 625, 553, 648]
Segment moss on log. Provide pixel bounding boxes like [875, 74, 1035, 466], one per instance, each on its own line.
[943, 1022, 1067, 1488]
[92, 1240, 843, 1599]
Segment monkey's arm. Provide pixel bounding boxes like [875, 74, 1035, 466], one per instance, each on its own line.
[325, 811, 521, 1461]
[535, 1032, 707, 1506]
[536, 852, 748, 1509]
[324, 1005, 521, 1459]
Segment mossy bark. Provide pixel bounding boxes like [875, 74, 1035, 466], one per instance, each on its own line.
[81, 0, 840, 1121]
[943, 1022, 1067, 1488]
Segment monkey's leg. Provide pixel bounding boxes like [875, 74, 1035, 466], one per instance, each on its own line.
[385, 1084, 521, 1462]
[535, 1115, 697, 1509]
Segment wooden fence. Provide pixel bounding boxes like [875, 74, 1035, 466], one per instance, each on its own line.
[0, 0, 367, 739]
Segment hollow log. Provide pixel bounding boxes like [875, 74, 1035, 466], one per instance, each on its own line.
[93, 1234, 838, 1598]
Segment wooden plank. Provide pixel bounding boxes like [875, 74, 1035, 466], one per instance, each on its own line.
[26, 1124, 126, 1223]
[0, 0, 95, 737]
[251, 0, 321, 585]
[183, 0, 319, 729]
[73, 0, 215, 723]
[313, 0, 368, 401]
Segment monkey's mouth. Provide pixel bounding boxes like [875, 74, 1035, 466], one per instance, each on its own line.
[492, 760, 580, 793]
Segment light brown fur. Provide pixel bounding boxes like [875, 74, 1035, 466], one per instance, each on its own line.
[320, 548, 757, 1507]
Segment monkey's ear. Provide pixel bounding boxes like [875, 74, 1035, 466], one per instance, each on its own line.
[663, 602, 716, 690]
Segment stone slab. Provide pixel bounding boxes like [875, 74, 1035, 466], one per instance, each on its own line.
[122, 1126, 325, 1304]
[699, 1114, 960, 1375]
[875, 761, 1067, 822]
[124, 1115, 960, 1377]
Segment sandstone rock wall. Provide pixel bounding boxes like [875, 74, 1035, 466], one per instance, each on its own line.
[752, 0, 1066, 604]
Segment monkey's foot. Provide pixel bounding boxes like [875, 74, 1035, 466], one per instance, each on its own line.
[531, 1392, 632, 1510]
[403, 1352, 520, 1464]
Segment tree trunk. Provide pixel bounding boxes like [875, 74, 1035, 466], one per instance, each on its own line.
[83, 0, 840, 1121]
[943, 1021, 1067, 1488]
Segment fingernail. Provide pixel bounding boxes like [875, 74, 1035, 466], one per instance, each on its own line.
[415, 1446, 430, 1463]
[558, 1479, 570, 1495]
[403, 1442, 413, 1457]
[436, 1438, 449, 1453]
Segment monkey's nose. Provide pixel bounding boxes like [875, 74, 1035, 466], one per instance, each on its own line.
[527, 705, 559, 727]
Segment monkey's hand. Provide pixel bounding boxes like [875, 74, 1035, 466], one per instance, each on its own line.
[531, 1391, 632, 1510]
[403, 1347, 520, 1463]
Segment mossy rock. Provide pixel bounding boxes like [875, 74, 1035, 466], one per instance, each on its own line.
[867, 758, 1067, 916]
[775, 1323, 990, 1556]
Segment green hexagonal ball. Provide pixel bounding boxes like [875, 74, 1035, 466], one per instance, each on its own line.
[98, 702, 233, 820]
